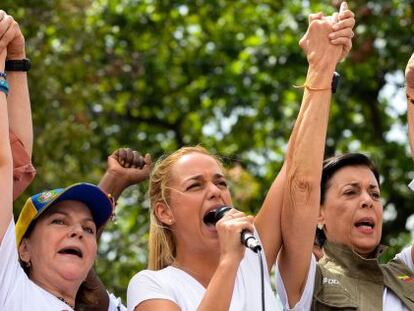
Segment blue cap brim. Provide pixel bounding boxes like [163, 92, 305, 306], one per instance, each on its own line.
[50, 183, 113, 229]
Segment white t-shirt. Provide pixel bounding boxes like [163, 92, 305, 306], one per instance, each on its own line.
[127, 234, 282, 311]
[0, 219, 126, 311]
[275, 247, 414, 311]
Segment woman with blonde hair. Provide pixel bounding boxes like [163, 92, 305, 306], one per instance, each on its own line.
[127, 3, 355, 310]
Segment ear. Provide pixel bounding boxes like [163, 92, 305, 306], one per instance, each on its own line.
[18, 238, 31, 264]
[317, 205, 326, 228]
[154, 202, 175, 226]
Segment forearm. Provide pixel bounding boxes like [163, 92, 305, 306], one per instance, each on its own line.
[406, 88, 414, 161]
[98, 171, 130, 202]
[7, 70, 32, 157]
[0, 55, 14, 242]
[197, 258, 239, 311]
[279, 63, 335, 305]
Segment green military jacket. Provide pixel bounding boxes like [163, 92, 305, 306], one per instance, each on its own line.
[312, 242, 414, 310]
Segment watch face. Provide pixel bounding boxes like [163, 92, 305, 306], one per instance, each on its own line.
[5, 58, 31, 72]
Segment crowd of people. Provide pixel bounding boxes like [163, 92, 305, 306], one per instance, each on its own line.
[0, 1, 413, 310]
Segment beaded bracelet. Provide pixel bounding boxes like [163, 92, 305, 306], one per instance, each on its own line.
[0, 72, 7, 79]
[0, 79, 9, 96]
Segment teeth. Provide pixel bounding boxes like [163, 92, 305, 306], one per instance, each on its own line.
[355, 223, 374, 229]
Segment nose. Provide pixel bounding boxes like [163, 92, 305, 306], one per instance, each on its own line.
[68, 224, 83, 239]
[207, 181, 222, 200]
[360, 191, 373, 209]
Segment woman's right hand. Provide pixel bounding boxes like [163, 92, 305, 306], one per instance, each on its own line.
[215, 208, 255, 264]
[300, 2, 354, 70]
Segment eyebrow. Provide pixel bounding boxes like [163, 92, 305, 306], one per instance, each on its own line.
[344, 182, 379, 189]
[183, 173, 225, 183]
[47, 210, 95, 223]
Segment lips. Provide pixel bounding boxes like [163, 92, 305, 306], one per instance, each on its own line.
[354, 217, 375, 234]
[58, 246, 83, 258]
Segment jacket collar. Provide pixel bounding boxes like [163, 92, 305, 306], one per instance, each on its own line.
[321, 241, 387, 283]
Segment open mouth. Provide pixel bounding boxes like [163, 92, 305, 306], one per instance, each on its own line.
[203, 206, 231, 226]
[58, 247, 83, 258]
[354, 218, 375, 230]
[203, 209, 218, 226]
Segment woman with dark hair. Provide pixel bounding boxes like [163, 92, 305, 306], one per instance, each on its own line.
[276, 29, 414, 311]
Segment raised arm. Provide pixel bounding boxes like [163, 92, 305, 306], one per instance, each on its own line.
[0, 11, 33, 156]
[98, 148, 151, 202]
[76, 148, 151, 311]
[406, 54, 414, 162]
[278, 4, 354, 306]
[0, 47, 13, 243]
[254, 3, 355, 272]
[404, 53, 414, 265]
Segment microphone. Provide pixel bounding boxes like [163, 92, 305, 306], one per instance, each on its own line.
[214, 206, 262, 253]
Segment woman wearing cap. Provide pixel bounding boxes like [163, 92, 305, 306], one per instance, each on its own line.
[126, 4, 355, 311]
[276, 13, 414, 311]
[1, 150, 151, 311]
[0, 12, 152, 311]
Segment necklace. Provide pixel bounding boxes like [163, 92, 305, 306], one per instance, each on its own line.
[57, 296, 75, 309]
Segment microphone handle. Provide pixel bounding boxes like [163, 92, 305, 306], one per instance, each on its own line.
[241, 229, 262, 253]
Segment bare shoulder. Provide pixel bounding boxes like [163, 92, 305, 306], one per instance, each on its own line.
[135, 299, 181, 311]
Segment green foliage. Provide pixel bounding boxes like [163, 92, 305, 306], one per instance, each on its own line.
[4, 0, 414, 301]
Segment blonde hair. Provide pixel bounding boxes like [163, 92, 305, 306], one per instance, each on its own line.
[148, 146, 223, 270]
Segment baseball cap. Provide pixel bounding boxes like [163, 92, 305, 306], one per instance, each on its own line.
[15, 183, 114, 245]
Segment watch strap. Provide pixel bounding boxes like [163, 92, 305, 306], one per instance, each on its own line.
[5, 58, 31, 72]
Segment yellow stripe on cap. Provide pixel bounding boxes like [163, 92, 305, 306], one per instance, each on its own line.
[15, 198, 38, 246]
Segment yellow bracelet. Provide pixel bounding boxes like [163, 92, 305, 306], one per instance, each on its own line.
[293, 84, 331, 92]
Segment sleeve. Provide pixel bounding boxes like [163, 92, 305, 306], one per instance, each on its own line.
[107, 292, 127, 311]
[10, 130, 36, 200]
[0, 219, 26, 306]
[275, 255, 316, 311]
[127, 271, 175, 311]
[394, 246, 414, 272]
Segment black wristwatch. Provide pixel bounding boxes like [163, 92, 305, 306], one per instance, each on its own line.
[331, 71, 340, 94]
[5, 58, 31, 72]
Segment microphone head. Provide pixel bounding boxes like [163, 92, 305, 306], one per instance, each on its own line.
[203, 206, 231, 226]
[214, 206, 231, 221]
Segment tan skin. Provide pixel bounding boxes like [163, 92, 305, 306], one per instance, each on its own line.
[279, 2, 355, 307]
[318, 166, 383, 256]
[19, 201, 98, 308]
[404, 53, 414, 265]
